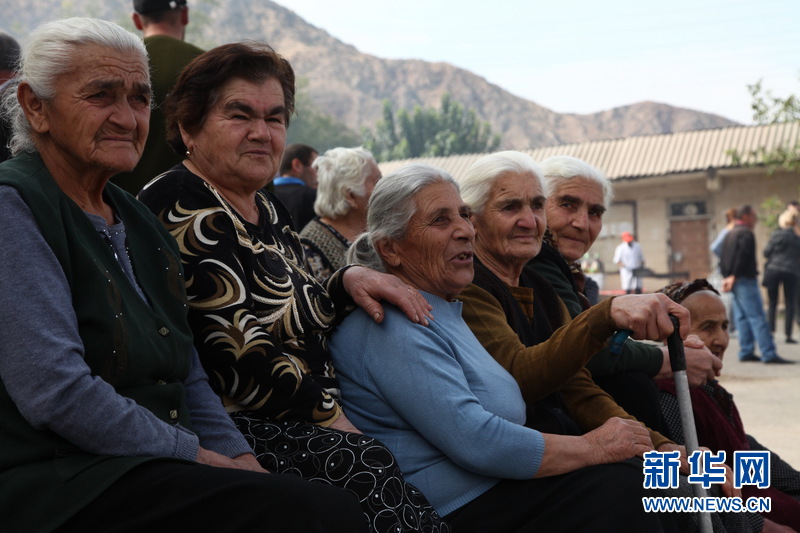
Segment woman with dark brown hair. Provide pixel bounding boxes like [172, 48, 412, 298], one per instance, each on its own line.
[139, 42, 446, 533]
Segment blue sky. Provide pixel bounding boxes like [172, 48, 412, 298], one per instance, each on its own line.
[281, 0, 799, 124]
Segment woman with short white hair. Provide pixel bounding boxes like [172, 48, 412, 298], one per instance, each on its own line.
[300, 146, 381, 282]
[0, 17, 367, 532]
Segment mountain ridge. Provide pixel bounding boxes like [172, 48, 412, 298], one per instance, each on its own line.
[5, 0, 739, 149]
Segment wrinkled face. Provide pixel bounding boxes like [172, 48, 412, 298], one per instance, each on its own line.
[182, 77, 287, 194]
[545, 177, 606, 262]
[682, 291, 729, 359]
[472, 171, 547, 269]
[382, 182, 475, 301]
[33, 44, 150, 176]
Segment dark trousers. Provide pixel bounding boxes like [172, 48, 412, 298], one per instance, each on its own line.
[444, 461, 663, 533]
[57, 460, 368, 533]
[764, 270, 798, 339]
[594, 371, 666, 435]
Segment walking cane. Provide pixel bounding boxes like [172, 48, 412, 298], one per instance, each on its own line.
[667, 315, 713, 533]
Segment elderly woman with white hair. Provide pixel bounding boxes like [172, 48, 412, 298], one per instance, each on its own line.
[527, 155, 614, 315]
[300, 146, 381, 283]
[0, 17, 367, 532]
[329, 163, 678, 532]
[454, 151, 686, 446]
[524, 155, 720, 431]
[453, 151, 745, 532]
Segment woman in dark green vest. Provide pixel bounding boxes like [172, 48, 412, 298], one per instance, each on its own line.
[0, 16, 369, 533]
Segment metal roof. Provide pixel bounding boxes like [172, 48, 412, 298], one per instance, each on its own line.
[378, 122, 800, 181]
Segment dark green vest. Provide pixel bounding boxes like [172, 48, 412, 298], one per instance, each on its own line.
[0, 152, 196, 532]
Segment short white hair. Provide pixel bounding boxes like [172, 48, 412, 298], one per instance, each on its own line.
[539, 155, 614, 208]
[313, 146, 377, 218]
[348, 164, 457, 272]
[457, 150, 547, 214]
[1, 17, 148, 156]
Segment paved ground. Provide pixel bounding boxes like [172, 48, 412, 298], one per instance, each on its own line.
[713, 318, 800, 468]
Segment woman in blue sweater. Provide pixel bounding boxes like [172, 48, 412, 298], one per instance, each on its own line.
[329, 164, 670, 532]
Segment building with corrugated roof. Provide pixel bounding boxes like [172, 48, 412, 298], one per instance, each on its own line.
[378, 122, 800, 292]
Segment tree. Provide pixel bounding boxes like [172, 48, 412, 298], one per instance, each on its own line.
[748, 79, 800, 124]
[758, 194, 787, 232]
[727, 78, 800, 173]
[363, 94, 501, 162]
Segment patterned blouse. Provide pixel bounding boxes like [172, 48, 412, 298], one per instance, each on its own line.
[299, 217, 352, 284]
[139, 165, 344, 425]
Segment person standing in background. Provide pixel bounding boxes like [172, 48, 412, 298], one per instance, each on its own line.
[300, 146, 381, 283]
[613, 231, 644, 294]
[273, 143, 319, 231]
[113, 0, 204, 195]
[711, 207, 739, 334]
[720, 205, 793, 364]
[762, 209, 800, 344]
[786, 201, 800, 332]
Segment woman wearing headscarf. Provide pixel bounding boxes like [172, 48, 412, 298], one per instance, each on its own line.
[455, 151, 742, 532]
[659, 279, 800, 533]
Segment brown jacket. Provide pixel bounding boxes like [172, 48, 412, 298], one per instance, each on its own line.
[459, 282, 672, 449]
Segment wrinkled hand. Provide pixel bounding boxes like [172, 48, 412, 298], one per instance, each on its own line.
[329, 412, 362, 434]
[609, 294, 691, 342]
[719, 463, 741, 498]
[683, 335, 722, 386]
[583, 417, 654, 464]
[657, 444, 742, 499]
[342, 266, 433, 325]
[196, 447, 268, 473]
[657, 442, 689, 474]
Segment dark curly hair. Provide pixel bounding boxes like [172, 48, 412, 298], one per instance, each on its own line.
[164, 41, 295, 155]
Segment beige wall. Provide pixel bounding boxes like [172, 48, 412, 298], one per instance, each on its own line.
[597, 168, 799, 292]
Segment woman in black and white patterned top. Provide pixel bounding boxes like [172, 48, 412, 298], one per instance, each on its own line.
[139, 42, 447, 533]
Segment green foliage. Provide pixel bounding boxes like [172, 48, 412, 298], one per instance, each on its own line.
[727, 77, 800, 173]
[363, 94, 501, 162]
[759, 195, 786, 231]
[287, 79, 362, 152]
[748, 79, 800, 124]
